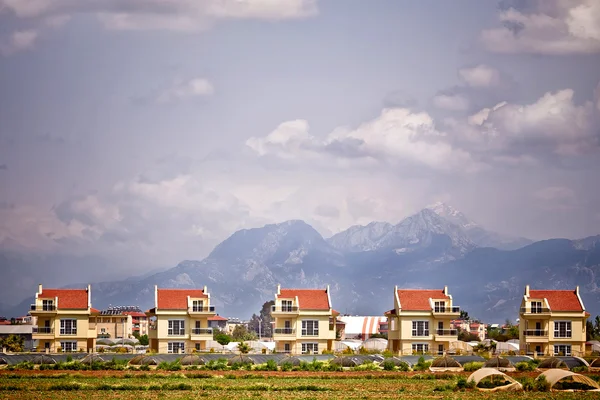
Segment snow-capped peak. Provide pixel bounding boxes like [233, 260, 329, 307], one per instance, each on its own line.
[425, 202, 478, 229]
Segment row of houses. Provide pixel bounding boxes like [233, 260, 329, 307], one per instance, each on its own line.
[28, 283, 589, 356]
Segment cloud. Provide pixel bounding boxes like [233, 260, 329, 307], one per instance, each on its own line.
[481, 0, 600, 54]
[247, 108, 478, 171]
[0, 164, 7, 170]
[432, 93, 470, 111]
[458, 64, 502, 88]
[0, 0, 318, 32]
[156, 78, 214, 103]
[533, 186, 577, 210]
[0, 29, 37, 55]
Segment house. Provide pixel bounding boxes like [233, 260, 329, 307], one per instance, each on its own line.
[271, 285, 337, 354]
[30, 284, 97, 352]
[469, 322, 486, 341]
[96, 307, 134, 339]
[518, 285, 588, 356]
[386, 286, 460, 355]
[122, 307, 149, 337]
[207, 315, 229, 331]
[146, 286, 216, 353]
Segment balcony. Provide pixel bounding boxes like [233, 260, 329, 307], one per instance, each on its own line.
[271, 306, 299, 313]
[435, 329, 457, 336]
[188, 306, 215, 313]
[30, 305, 56, 313]
[32, 327, 54, 334]
[167, 330, 186, 337]
[191, 328, 213, 335]
[520, 307, 550, 314]
[273, 328, 295, 335]
[523, 329, 548, 337]
[432, 306, 460, 314]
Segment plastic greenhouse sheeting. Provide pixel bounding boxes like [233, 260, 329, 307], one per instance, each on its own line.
[228, 355, 254, 365]
[555, 356, 589, 370]
[468, 368, 523, 392]
[453, 355, 486, 365]
[246, 354, 286, 364]
[538, 357, 568, 369]
[395, 355, 433, 367]
[31, 355, 57, 364]
[537, 369, 600, 391]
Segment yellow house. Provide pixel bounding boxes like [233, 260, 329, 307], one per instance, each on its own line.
[271, 285, 337, 354]
[518, 285, 589, 356]
[386, 286, 460, 355]
[30, 284, 97, 352]
[146, 286, 216, 353]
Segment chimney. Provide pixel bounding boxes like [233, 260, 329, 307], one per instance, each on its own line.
[277, 284, 281, 295]
[154, 285, 158, 309]
[88, 284, 92, 309]
[525, 285, 530, 297]
[38, 284, 43, 295]
[204, 285, 208, 294]
[326, 284, 330, 293]
[443, 286, 448, 296]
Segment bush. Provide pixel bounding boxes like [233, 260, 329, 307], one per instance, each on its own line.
[280, 361, 292, 372]
[353, 361, 380, 371]
[205, 358, 228, 371]
[572, 366, 588, 373]
[515, 361, 537, 372]
[382, 350, 394, 358]
[382, 359, 396, 371]
[157, 360, 182, 371]
[265, 359, 278, 371]
[463, 361, 483, 372]
[139, 364, 150, 371]
[477, 375, 512, 389]
[535, 375, 551, 392]
[455, 377, 476, 390]
[412, 356, 432, 371]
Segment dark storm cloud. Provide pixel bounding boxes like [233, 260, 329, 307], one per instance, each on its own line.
[0, 164, 7, 170]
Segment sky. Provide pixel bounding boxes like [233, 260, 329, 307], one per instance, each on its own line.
[1, 0, 600, 275]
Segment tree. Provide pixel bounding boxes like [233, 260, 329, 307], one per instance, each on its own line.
[0, 334, 24, 352]
[457, 328, 480, 342]
[232, 324, 256, 341]
[247, 300, 274, 338]
[138, 334, 149, 346]
[237, 341, 251, 354]
[214, 331, 232, 346]
[459, 310, 470, 320]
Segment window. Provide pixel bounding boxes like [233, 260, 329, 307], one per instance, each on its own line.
[554, 344, 571, 356]
[60, 319, 77, 335]
[284, 343, 291, 352]
[531, 301, 543, 313]
[412, 343, 429, 354]
[301, 343, 318, 354]
[168, 342, 185, 354]
[301, 320, 319, 336]
[168, 320, 185, 336]
[390, 318, 397, 331]
[412, 321, 429, 337]
[434, 301, 446, 313]
[282, 300, 293, 312]
[438, 344, 444, 355]
[195, 343, 200, 351]
[42, 300, 54, 311]
[554, 321, 572, 338]
[438, 321, 443, 330]
[192, 300, 204, 312]
[284, 320, 291, 328]
[60, 341, 77, 352]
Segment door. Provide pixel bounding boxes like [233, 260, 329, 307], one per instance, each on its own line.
[437, 321, 443, 334]
[438, 344, 444, 355]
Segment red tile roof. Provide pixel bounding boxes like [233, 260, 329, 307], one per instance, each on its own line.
[39, 289, 88, 309]
[90, 308, 100, 314]
[397, 289, 449, 311]
[208, 315, 228, 321]
[123, 311, 147, 317]
[529, 289, 583, 312]
[279, 288, 330, 310]
[157, 288, 207, 310]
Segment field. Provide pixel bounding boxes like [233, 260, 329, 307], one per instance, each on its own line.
[1, 370, 599, 399]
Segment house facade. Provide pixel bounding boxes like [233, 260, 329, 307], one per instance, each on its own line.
[518, 285, 588, 356]
[96, 308, 133, 339]
[30, 284, 97, 352]
[146, 286, 216, 353]
[271, 285, 337, 354]
[386, 286, 459, 355]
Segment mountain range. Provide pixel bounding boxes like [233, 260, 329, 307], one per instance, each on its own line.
[1, 203, 599, 323]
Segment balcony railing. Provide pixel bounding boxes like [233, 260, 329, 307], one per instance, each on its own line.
[433, 307, 460, 313]
[188, 306, 215, 313]
[32, 327, 53, 334]
[523, 330, 548, 337]
[271, 306, 299, 312]
[30, 305, 56, 311]
[436, 329, 457, 336]
[59, 330, 77, 336]
[520, 307, 550, 314]
[191, 328, 213, 335]
[167, 330, 186, 336]
[273, 328, 295, 335]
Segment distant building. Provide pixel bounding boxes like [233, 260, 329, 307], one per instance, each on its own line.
[0, 325, 34, 350]
[146, 286, 216, 353]
[337, 316, 387, 340]
[96, 306, 143, 339]
[386, 286, 460, 355]
[271, 285, 337, 354]
[207, 315, 228, 331]
[518, 285, 588, 356]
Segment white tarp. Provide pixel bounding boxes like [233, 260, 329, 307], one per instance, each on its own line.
[338, 316, 386, 339]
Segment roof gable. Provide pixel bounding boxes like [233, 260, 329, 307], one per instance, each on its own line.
[397, 289, 449, 311]
[157, 288, 207, 310]
[529, 289, 583, 312]
[39, 289, 88, 309]
[279, 288, 330, 310]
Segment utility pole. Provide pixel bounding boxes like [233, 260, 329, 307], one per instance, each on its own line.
[258, 317, 262, 341]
